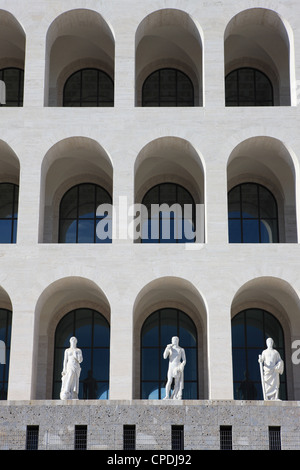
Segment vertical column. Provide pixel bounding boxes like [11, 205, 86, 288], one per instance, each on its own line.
[113, 166, 136, 245]
[109, 299, 134, 400]
[16, 143, 42, 245]
[205, 159, 229, 245]
[206, 295, 233, 399]
[203, 29, 225, 109]
[114, 27, 135, 109]
[8, 297, 37, 400]
[23, 29, 47, 107]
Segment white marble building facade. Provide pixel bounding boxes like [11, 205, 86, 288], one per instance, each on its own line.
[0, 1, 299, 445]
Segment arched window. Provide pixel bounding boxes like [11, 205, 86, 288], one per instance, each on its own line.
[63, 68, 114, 107]
[52, 308, 110, 399]
[58, 183, 112, 243]
[141, 182, 196, 243]
[232, 308, 287, 400]
[0, 68, 24, 107]
[0, 308, 11, 400]
[142, 68, 194, 107]
[228, 183, 279, 243]
[0, 183, 18, 243]
[141, 308, 198, 399]
[225, 68, 274, 106]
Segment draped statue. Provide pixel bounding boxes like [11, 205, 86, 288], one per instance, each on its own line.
[60, 337, 83, 400]
[258, 338, 284, 400]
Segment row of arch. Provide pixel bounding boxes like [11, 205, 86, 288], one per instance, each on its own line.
[0, 6, 296, 106]
[0, 275, 299, 400]
[0, 134, 298, 243]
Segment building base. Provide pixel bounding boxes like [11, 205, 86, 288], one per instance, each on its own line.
[0, 399, 299, 450]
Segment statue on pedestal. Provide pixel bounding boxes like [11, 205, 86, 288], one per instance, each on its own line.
[163, 336, 186, 400]
[258, 338, 284, 400]
[60, 337, 83, 400]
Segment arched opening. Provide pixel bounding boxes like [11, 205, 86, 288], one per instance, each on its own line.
[45, 9, 115, 106]
[232, 308, 286, 400]
[0, 286, 12, 400]
[134, 137, 205, 243]
[40, 137, 113, 243]
[0, 10, 25, 107]
[52, 307, 110, 399]
[224, 8, 293, 106]
[231, 277, 300, 400]
[34, 276, 111, 399]
[135, 9, 203, 106]
[0, 141, 20, 243]
[141, 307, 198, 399]
[227, 137, 297, 243]
[133, 277, 207, 399]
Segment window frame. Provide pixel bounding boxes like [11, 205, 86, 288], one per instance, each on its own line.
[141, 182, 196, 243]
[140, 308, 198, 400]
[231, 308, 287, 400]
[52, 308, 110, 400]
[0, 67, 24, 107]
[58, 182, 112, 244]
[63, 68, 114, 107]
[142, 68, 194, 107]
[228, 182, 279, 243]
[225, 67, 274, 107]
[0, 308, 12, 400]
[0, 182, 19, 244]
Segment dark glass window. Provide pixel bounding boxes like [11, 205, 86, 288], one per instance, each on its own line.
[0, 68, 24, 107]
[59, 183, 112, 243]
[0, 308, 11, 399]
[141, 308, 198, 399]
[52, 308, 110, 399]
[172, 425, 184, 450]
[269, 426, 281, 450]
[26, 426, 39, 450]
[63, 68, 114, 107]
[141, 183, 196, 243]
[228, 183, 279, 243]
[0, 183, 18, 244]
[220, 426, 232, 450]
[123, 425, 136, 450]
[225, 68, 273, 106]
[232, 308, 287, 400]
[74, 425, 87, 450]
[142, 68, 194, 107]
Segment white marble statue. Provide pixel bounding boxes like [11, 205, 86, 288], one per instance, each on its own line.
[258, 337, 284, 400]
[163, 336, 186, 400]
[60, 336, 83, 400]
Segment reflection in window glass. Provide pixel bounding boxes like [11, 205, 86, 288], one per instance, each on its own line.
[52, 308, 110, 399]
[232, 308, 286, 400]
[63, 68, 114, 107]
[0, 183, 18, 243]
[0, 308, 11, 399]
[59, 183, 112, 243]
[228, 183, 278, 243]
[142, 68, 194, 107]
[141, 183, 196, 243]
[0, 68, 24, 107]
[225, 68, 273, 106]
[141, 308, 198, 399]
